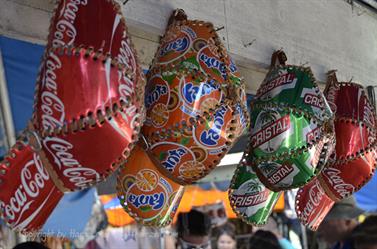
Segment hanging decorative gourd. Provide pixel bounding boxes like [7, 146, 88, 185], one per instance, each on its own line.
[0, 138, 63, 232]
[142, 9, 249, 185]
[296, 71, 377, 230]
[30, 0, 145, 191]
[117, 143, 184, 226]
[248, 51, 335, 192]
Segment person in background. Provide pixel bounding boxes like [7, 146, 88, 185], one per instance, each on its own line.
[351, 215, 377, 249]
[215, 222, 237, 249]
[317, 196, 364, 249]
[176, 209, 212, 249]
[249, 230, 282, 249]
[13, 242, 50, 249]
[261, 217, 296, 249]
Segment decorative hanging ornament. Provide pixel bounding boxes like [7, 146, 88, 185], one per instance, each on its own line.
[0, 135, 63, 233]
[117, 143, 184, 226]
[248, 50, 335, 191]
[228, 154, 281, 226]
[142, 9, 249, 185]
[318, 71, 377, 201]
[30, 0, 145, 191]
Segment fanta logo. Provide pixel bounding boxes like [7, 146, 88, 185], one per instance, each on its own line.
[306, 127, 320, 142]
[304, 94, 323, 108]
[231, 190, 269, 207]
[251, 115, 290, 148]
[199, 106, 227, 146]
[162, 148, 187, 172]
[322, 167, 355, 198]
[229, 59, 238, 74]
[236, 104, 247, 130]
[159, 36, 190, 57]
[182, 80, 219, 104]
[128, 192, 165, 210]
[258, 73, 296, 97]
[199, 53, 227, 79]
[267, 164, 294, 185]
[145, 85, 168, 108]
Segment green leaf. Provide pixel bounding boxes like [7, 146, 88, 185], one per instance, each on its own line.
[140, 205, 152, 212]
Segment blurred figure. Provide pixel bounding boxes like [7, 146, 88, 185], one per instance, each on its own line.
[215, 222, 237, 249]
[317, 197, 364, 249]
[351, 215, 377, 249]
[261, 217, 295, 249]
[176, 209, 212, 249]
[13, 242, 49, 249]
[193, 201, 228, 228]
[249, 230, 282, 249]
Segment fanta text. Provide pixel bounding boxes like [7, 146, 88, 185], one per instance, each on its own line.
[183, 80, 219, 104]
[145, 85, 168, 108]
[199, 53, 227, 79]
[199, 106, 227, 146]
[128, 192, 165, 210]
[159, 36, 189, 57]
[162, 148, 187, 172]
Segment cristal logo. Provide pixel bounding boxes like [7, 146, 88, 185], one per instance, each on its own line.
[306, 127, 320, 142]
[41, 52, 65, 131]
[322, 167, 355, 198]
[257, 73, 296, 97]
[43, 136, 100, 188]
[199, 53, 227, 79]
[0, 153, 49, 226]
[52, 0, 87, 48]
[251, 115, 290, 149]
[128, 192, 165, 210]
[162, 148, 187, 172]
[159, 36, 190, 57]
[182, 80, 219, 104]
[145, 85, 168, 108]
[231, 180, 270, 208]
[267, 163, 294, 185]
[304, 93, 323, 108]
[199, 106, 227, 146]
[300, 180, 324, 222]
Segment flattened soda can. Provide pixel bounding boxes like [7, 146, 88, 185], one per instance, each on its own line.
[117, 145, 184, 226]
[255, 65, 332, 120]
[229, 162, 280, 226]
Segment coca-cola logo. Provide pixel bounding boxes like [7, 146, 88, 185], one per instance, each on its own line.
[300, 180, 325, 222]
[322, 167, 355, 198]
[325, 83, 339, 113]
[43, 136, 100, 188]
[0, 153, 50, 227]
[52, 0, 88, 48]
[41, 52, 65, 131]
[118, 39, 137, 75]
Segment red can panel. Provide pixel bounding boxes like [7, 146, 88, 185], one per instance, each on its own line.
[319, 148, 377, 201]
[296, 178, 334, 231]
[0, 142, 63, 232]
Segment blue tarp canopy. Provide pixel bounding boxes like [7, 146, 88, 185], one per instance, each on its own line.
[0, 35, 376, 215]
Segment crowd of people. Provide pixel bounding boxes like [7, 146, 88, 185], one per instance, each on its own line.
[9, 197, 377, 249]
